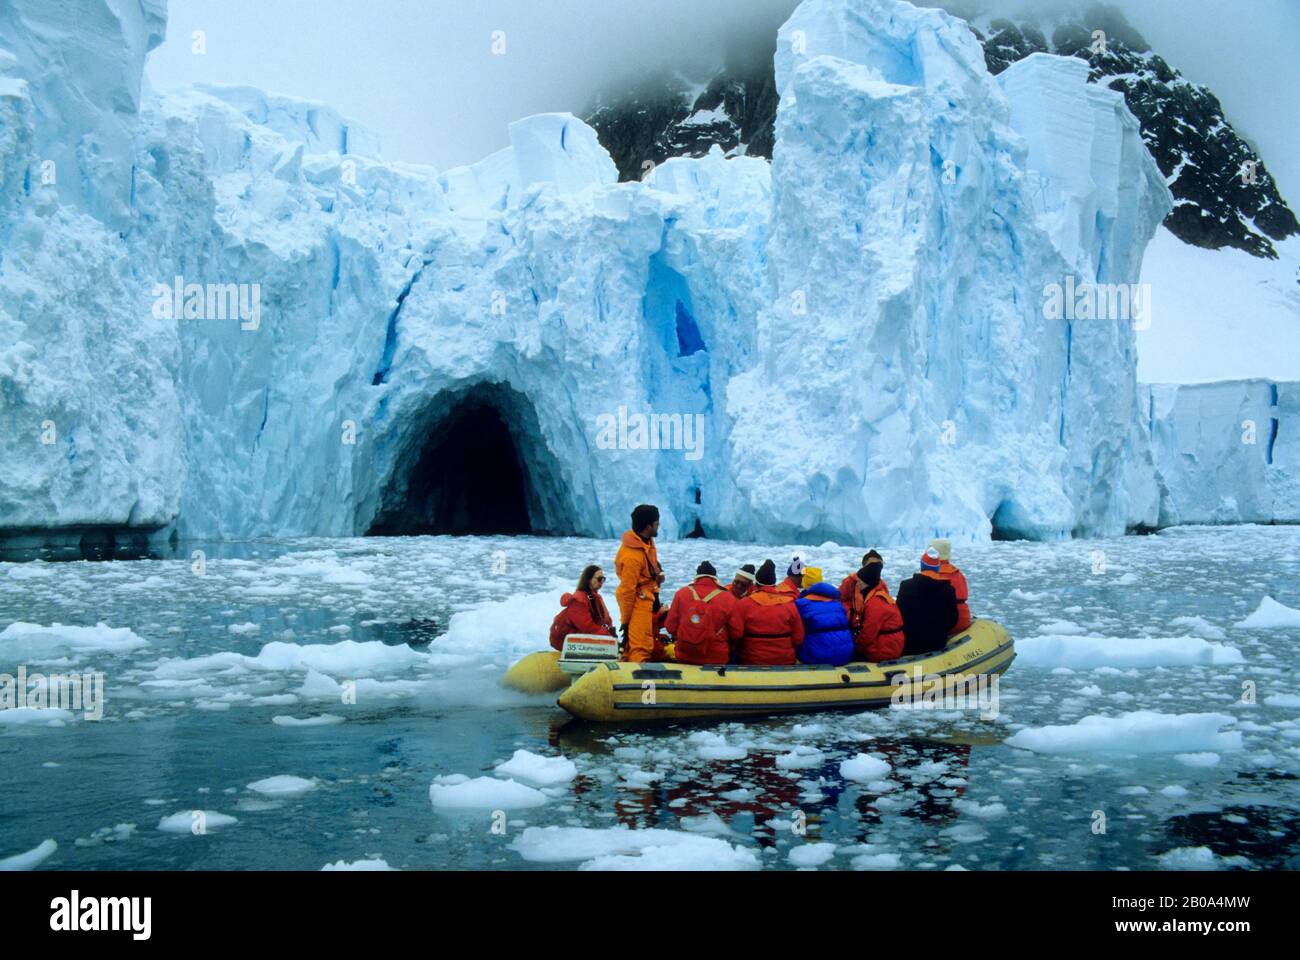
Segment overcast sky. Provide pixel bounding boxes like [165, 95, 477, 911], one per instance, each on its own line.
[145, 0, 1299, 204]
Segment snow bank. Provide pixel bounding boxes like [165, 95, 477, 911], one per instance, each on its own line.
[509, 826, 759, 870]
[1006, 711, 1242, 755]
[1016, 634, 1243, 669]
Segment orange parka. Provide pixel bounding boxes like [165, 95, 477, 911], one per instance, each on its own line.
[937, 562, 971, 635]
[614, 530, 661, 624]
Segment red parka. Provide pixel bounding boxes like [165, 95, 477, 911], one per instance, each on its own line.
[728, 586, 805, 665]
[839, 572, 889, 619]
[549, 590, 615, 651]
[851, 582, 905, 662]
[665, 576, 737, 665]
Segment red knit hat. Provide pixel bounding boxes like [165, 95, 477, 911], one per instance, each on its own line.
[920, 548, 943, 572]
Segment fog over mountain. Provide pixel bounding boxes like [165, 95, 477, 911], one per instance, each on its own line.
[146, 0, 1299, 206]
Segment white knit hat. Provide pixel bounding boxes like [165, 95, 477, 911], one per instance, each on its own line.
[927, 538, 952, 562]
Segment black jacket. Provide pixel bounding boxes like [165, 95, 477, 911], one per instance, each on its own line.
[896, 572, 958, 656]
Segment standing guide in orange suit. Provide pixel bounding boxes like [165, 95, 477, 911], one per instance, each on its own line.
[614, 504, 666, 663]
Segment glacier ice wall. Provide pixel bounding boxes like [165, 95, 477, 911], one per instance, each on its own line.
[0, 0, 182, 534]
[722, 2, 1171, 542]
[1145, 381, 1299, 526]
[0, 0, 1214, 548]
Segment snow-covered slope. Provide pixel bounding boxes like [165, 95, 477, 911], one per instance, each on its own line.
[6, 0, 1278, 550]
[1137, 228, 1300, 384]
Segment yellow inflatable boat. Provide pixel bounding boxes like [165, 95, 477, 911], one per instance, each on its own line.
[503, 620, 1013, 724]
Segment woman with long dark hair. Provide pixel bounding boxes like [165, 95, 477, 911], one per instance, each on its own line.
[549, 564, 616, 651]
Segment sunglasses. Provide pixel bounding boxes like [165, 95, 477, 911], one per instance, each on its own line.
[593, 575, 606, 583]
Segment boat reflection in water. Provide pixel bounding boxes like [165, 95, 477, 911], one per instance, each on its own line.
[550, 720, 984, 850]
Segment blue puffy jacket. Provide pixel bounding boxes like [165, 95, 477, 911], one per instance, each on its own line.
[795, 582, 855, 665]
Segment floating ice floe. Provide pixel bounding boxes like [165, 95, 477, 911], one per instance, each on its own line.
[0, 622, 147, 659]
[852, 852, 902, 870]
[953, 799, 1008, 819]
[444, 589, 566, 664]
[775, 746, 825, 770]
[509, 826, 759, 871]
[1167, 616, 1228, 641]
[689, 731, 748, 760]
[1173, 752, 1221, 768]
[1234, 597, 1300, 630]
[271, 714, 345, 727]
[0, 707, 76, 726]
[321, 858, 397, 871]
[1005, 711, 1242, 754]
[839, 754, 892, 782]
[1155, 846, 1249, 870]
[0, 839, 57, 870]
[788, 843, 837, 868]
[493, 749, 577, 787]
[429, 775, 548, 810]
[1016, 634, 1243, 669]
[246, 775, 319, 797]
[153, 639, 428, 679]
[156, 811, 238, 833]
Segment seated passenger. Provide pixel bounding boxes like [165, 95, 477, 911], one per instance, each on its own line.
[848, 556, 905, 662]
[896, 549, 958, 656]
[795, 581, 855, 666]
[549, 565, 615, 652]
[839, 550, 885, 616]
[729, 564, 757, 600]
[665, 561, 737, 665]
[927, 539, 971, 635]
[777, 555, 805, 598]
[728, 560, 805, 665]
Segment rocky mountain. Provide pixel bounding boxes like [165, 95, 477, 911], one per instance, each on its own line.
[584, 2, 1297, 259]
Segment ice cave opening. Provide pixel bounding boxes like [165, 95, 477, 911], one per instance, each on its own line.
[367, 384, 572, 537]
